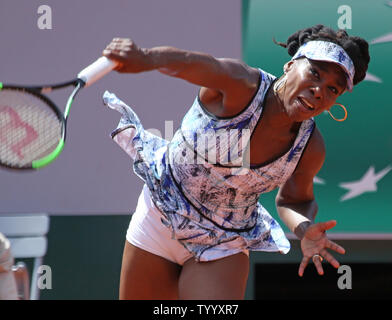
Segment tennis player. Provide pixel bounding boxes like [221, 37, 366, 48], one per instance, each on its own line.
[102, 24, 370, 299]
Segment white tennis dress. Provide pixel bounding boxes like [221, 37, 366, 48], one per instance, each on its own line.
[103, 68, 315, 262]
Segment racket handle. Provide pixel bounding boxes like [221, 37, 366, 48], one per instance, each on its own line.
[77, 57, 118, 87]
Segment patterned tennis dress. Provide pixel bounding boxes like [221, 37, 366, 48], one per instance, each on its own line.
[103, 68, 315, 262]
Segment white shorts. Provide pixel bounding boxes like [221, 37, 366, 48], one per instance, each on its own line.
[126, 185, 249, 266]
[126, 185, 194, 266]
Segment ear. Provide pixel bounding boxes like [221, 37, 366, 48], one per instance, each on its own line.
[283, 60, 296, 74]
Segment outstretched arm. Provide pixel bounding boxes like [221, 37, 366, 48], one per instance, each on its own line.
[102, 37, 259, 116]
[275, 127, 345, 276]
[275, 128, 325, 239]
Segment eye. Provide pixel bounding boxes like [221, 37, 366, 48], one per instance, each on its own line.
[310, 68, 319, 79]
[329, 87, 338, 94]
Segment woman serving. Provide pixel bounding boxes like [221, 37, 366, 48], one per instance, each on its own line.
[102, 24, 370, 299]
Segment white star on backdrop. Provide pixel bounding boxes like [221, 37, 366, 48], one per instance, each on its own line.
[338, 165, 392, 201]
[364, 72, 382, 83]
[371, 32, 392, 45]
[313, 176, 325, 184]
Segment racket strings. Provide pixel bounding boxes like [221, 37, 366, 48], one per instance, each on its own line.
[0, 89, 63, 167]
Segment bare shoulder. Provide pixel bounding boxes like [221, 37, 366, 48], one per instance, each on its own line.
[199, 61, 260, 117]
[214, 58, 260, 89]
[295, 125, 326, 176]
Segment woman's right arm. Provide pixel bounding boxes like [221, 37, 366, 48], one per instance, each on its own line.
[102, 38, 259, 116]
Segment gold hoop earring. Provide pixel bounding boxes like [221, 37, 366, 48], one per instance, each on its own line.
[327, 103, 348, 122]
[273, 74, 287, 93]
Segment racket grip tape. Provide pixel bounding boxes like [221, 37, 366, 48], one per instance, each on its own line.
[77, 57, 118, 87]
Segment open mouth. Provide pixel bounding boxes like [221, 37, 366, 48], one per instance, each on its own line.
[297, 97, 315, 111]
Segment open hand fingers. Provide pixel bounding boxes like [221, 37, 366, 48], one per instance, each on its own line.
[316, 220, 337, 232]
[299, 254, 325, 276]
[326, 239, 346, 255]
[312, 255, 324, 275]
[319, 248, 340, 269]
[298, 255, 311, 277]
[299, 254, 326, 277]
[299, 246, 344, 277]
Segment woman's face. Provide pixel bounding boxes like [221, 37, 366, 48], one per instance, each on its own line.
[280, 57, 347, 121]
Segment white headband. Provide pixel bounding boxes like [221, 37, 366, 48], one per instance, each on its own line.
[291, 40, 355, 92]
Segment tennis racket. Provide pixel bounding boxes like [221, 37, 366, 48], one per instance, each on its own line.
[0, 56, 118, 170]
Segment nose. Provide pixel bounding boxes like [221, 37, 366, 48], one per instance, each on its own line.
[310, 85, 323, 100]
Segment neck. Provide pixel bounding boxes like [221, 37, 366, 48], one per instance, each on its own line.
[263, 77, 300, 133]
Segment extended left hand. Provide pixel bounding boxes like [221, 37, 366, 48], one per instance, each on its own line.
[298, 220, 345, 277]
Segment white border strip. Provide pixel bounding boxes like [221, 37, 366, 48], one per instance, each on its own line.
[286, 233, 392, 240]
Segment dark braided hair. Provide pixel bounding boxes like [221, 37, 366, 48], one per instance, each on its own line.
[273, 24, 370, 86]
